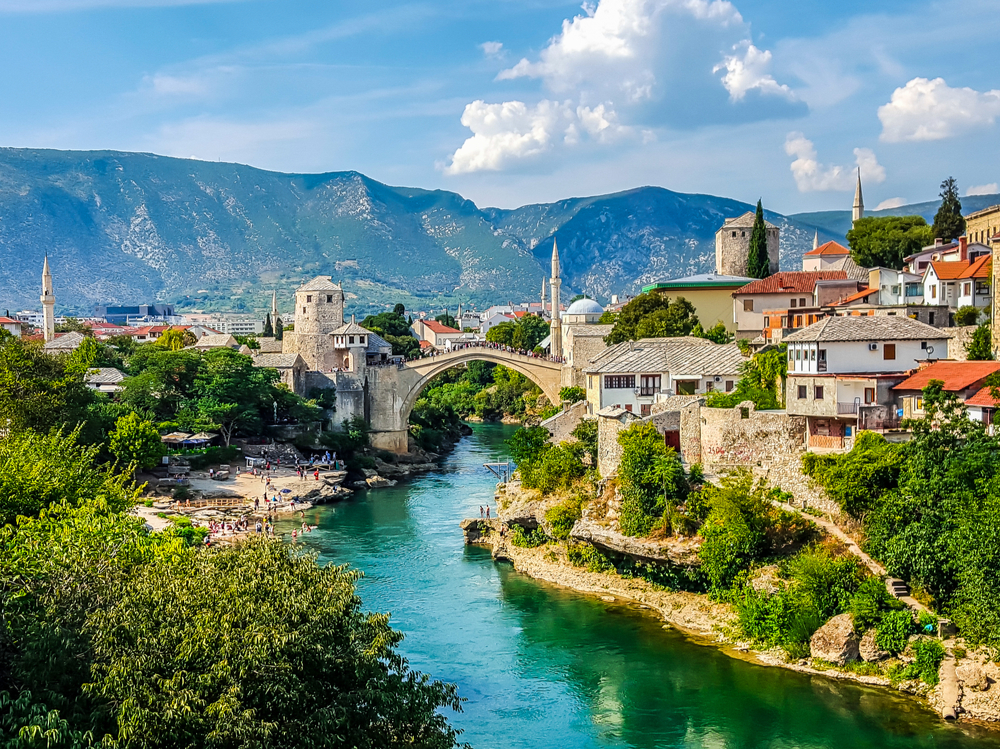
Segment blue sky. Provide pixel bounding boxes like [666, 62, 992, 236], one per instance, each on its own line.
[0, 0, 997, 213]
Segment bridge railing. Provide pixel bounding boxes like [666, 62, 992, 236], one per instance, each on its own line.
[402, 341, 565, 368]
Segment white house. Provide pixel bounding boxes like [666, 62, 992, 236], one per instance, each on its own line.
[479, 312, 515, 336]
[867, 267, 924, 306]
[584, 337, 747, 416]
[0, 316, 22, 335]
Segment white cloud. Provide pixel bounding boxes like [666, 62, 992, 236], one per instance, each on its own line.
[480, 41, 504, 58]
[496, 0, 746, 100]
[444, 99, 628, 175]
[713, 41, 795, 101]
[878, 77, 1000, 143]
[967, 183, 999, 196]
[875, 197, 906, 210]
[784, 132, 886, 192]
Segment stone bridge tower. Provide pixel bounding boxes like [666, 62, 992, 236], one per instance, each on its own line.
[282, 276, 344, 371]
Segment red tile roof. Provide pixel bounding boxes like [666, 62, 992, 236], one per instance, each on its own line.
[966, 385, 1000, 408]
[0, 317, 20, 324]
[419, 319, 462, 334]
[959, 255, 992, 280]
[893, 361, 1000, 392]
[511, 311, 529, 318]
[833, 288, 878, 306]
[733, 271, 848, 296]
[928, 261, 973, 280]
[803, 241, 851, 257]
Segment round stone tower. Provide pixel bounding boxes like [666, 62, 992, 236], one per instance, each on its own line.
[283, 276, 344, 371]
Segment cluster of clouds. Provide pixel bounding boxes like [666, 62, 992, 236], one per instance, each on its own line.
[445, 0, 795, 175]
[444, 0, 1000, 200]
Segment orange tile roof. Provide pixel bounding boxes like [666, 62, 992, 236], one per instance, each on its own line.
[733, 271, 848, 296]
[0, 316, 20, 324]
[959, 255, 992, 280]
[419, 319, 461, 334]
[512, 311, 528, 318]
[803, 241, 851, 257]
[966, 385, 1000, 407]
[929, 261, 973, 280]
[893, 361, 1000, 392]
[833, 288, 878, 306]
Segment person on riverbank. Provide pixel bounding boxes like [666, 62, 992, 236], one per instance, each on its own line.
[479, 505, 484, 518]
[486, 506, 490, 519]
[255, 520, 262, 534]
[314, 469, 319, 481]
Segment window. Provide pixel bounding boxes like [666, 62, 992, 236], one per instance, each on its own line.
[884, 343, 896, 360]
[865, 388, 875, 404]
[964, 282, 972, 296]
[743, 299, 754, 312]
[796, 349, 801, 360]
[604, 375, 635, 389]
[327, 295, 333, 303]
[741, 231, 746, 238]
[359, 336, 366, 345]
[818, 349, 827, 372]
[930, 285, 937, 299]
[640, 404, 652, 417]
[810, 348, 816, 360]
[726, 380, 734, 391]
[306, 295, 312, 302]
[781, 316, 788, 327]
[639, 374, 661, 396]
[623, 404, 632, 412]
[705, 381, 714, 392]
[732, 231, 737, 237]
[929, 312, 936, 325]
[302, 307, 306, 314]
[798, 385, 807, 399]
[790, 298, 797, 308]
[676, 381, 696, 395]
[764, 316, 771, 328]
[795, 315, 803, 328]
[915, 396, 923, 411]
[800, 298, 806, 307]
[788, 349, 794, 362]
[815, 385, 825, 400]
[349, 336, 355, 344]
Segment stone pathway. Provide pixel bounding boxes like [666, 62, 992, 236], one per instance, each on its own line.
[132, 504, 172, 532]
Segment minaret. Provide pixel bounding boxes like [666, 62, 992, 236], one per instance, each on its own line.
[813, 230, 819, 250]
[41, 255, 55, 343]
[270, 290, 279, 323]
[458, 303, 463, 329]
[853, 169, 864, 223]
[541, 278, 547, 318]
[550, 239, 562, 358]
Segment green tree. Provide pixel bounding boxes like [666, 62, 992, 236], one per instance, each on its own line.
[559, 386, 586, 403]
[119, 348, 203, 421]
[108, 412, 165, 477]
[512, 315, 549, 350]
[393, 303, 406, 316]
[954, 306, 981, 327]
[234, 334, 260, 350]
[361, 309, 419, 357]
[157, 328, 196, 351]
[617, 422, 683, 536]
[604, 294, 700, 344]
[706, 346, 786, 409]
[966, 324, 993, 361]
[274, 316, 283, 341]
[193, 348, 277, 445]
[486, 321, 517, 346]
[933, 176, 966, 241]
[846, 216, 934, 270]
[54, 317, 93, 335]
[746, 199, 771, 279]
[434, 313, 457, 329]
[0, 501, 463, 747]
[692, 321, 731, 343]
[263, 312, 274, 338]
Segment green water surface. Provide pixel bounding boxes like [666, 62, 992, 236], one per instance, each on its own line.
[279, 423, 999, 748]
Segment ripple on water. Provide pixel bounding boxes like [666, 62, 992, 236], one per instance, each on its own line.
[277, 423, 1000, 749]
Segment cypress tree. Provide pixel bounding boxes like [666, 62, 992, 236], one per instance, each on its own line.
[274, 317, 283, 341]
[746, 199, 771, 279]
[263, 312, 273, 338]
[932, 177, 966, 241]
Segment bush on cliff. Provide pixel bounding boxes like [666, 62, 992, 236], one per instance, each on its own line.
[616, 423, 687, 537]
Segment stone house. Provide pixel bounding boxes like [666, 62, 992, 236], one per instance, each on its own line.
[784, 316, 949, 449]
[731, 271, 853, 339]
[584, 337, 746, 416]
[253, 353, 308, 394]
[561, 324, 613, 388]
[85, 367, 126, 393]
[190, 333, 239, 351]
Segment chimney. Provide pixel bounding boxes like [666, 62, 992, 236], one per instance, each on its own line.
[935, 237, 944, 247]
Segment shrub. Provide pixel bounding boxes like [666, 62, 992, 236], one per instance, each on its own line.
[848, 576, 902, 632]
[617, 423, 684, 537]
[567, 543, 614, 573]
[875, 610, 914, 654]
[570, 419, 598, 460]
[545, 497, 583, 540]
[509, 524, 549, 548]
[529, 442, 587, 494]
[913, 639, 945, 685]
[558, 386, 586, 403]
[954, 305, 981, 327]
[803, 432, 903, 518]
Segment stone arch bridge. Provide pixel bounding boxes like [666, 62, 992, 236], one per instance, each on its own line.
[366, 348, 564, 453]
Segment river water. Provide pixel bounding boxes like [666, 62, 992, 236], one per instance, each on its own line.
[281, 423, 1000, 748]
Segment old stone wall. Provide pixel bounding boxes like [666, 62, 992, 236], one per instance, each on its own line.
[680, 401, 704, 464]
[597, 411, 640, 477]
[716, 225, 780, 276]
[948, 325, 978, 361]
[542, 401, 589, 444]
[699, 403, 807, 469]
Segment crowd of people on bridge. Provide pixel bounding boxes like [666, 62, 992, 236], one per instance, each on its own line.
[411, 340, 565, 364]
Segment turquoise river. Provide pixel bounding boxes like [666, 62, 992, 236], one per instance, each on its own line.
[279, 423, 1000, 748]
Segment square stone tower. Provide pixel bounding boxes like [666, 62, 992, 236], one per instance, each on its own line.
[282, 276, 344, 371]
[715, 212, 780, 277]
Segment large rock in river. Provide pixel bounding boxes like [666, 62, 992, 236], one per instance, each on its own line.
[810, 613, 859, 665]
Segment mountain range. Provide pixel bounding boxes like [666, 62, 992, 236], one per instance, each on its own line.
[0, 147, 995, 316]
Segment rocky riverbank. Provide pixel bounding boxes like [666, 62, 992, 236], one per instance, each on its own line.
[469, 479, 1000, 727]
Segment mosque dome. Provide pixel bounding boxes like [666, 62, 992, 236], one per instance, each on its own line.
[565, 298, 604, 315]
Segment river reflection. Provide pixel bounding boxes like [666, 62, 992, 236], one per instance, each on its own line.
[280, 423, 1000, 748]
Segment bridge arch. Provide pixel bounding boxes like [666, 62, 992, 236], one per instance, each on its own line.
[367, 348, 564, 453]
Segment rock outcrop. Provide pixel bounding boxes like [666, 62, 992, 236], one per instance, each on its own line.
[569, 519, 701, 566]
[859, 629, 889, 662]
[810, 613, 859, 665]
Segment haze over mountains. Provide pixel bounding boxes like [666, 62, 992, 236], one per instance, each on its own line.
[0, 148, 995, 315]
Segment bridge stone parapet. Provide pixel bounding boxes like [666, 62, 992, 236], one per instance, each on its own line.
[367, 347, 564, 453]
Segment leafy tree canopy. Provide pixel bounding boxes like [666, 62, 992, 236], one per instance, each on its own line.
[966, 324, 993, 361]
[933, 176, 966, 241]
[604, 294, 700, 344]
[845, 216, 934, 270]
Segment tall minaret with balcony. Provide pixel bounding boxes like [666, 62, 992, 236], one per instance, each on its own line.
[41, 255, 55, 342]
[550, 239, 562, 358]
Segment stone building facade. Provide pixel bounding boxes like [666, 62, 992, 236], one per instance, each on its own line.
[715, 212, 780, 277]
